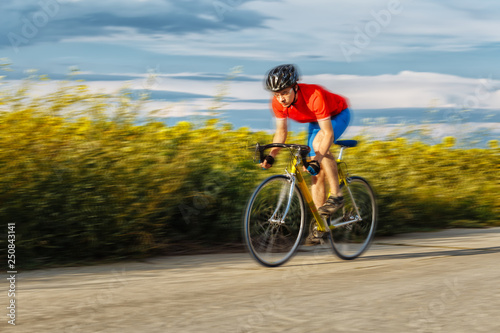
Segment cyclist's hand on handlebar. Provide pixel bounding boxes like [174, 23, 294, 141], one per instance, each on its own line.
[304, 160, 321, 176]
[260, 155, 274, 169]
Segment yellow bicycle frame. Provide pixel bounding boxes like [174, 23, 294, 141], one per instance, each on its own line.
[287, 153, 347, 233]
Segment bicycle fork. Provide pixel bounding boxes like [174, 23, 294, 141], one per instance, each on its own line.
[269, 172, 296, 224]
[269, 150, 305, 226]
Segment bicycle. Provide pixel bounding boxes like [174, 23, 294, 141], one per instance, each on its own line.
[243, 140, 377, 267]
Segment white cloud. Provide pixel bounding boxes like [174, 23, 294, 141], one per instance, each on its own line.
[4, 71, 499, 116]
[78, 71, 500, 111]
[226, 71, 500, 111]
[145, 100, 214, 118]
[130, 70, 500, 114]
[6, 0, 500, 65]
[346, 122, 500, 143]
[52, 0, 500, 63]
[303, 71, 500, 110]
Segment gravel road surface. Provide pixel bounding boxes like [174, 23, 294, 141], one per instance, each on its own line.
[4, 227, 500, 333]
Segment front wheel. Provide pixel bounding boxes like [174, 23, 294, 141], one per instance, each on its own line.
[328, 176, 377, 260]
[244, 175, 306, 267]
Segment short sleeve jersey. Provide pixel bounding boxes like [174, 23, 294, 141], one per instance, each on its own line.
[271, 83, 349, 123]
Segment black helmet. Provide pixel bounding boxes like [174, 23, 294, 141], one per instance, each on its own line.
[265, 64, 299, 92]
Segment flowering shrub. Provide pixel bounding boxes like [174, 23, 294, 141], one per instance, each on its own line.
[0, 76, 498, 267]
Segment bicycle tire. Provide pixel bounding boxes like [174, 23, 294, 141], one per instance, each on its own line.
[328, 176, 377, 260]
[244, 175, 306, 267]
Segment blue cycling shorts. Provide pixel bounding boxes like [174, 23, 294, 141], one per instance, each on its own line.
[307, 108, 351, 157]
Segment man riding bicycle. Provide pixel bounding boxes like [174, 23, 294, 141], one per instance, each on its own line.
[260, 64, 351, 242]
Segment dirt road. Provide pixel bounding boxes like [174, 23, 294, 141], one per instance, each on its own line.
[4, 228, 500, 332]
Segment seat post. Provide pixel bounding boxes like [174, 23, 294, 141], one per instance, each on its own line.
[338, 146, 346, 161]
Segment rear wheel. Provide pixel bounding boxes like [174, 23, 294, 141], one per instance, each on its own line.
[328, 176, 377, 260]
[244, 175, 306, 267]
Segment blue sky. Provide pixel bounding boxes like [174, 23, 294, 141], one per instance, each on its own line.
[1, 0, 500, 135]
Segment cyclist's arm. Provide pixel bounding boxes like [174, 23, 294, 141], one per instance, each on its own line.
[261, 118, 287, 169]
[270, 118, 287, 157]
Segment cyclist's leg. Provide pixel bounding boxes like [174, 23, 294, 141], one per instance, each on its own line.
[307, 122, 326, 208]
[327, 108, 350, 194]
[311, 171, 326, 208]
[307, 108, 350, 155]
[332, 108, 350, 143]
[307, 108, 350, 203]
[312, 109, 351, 211]
[305, 122, 328, 245]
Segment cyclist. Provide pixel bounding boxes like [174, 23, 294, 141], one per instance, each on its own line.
[260, 64, 351, 243]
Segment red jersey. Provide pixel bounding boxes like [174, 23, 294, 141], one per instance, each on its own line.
[272, 83, 349, 123]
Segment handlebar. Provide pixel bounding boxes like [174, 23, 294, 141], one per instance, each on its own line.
[255, 143, 311, 166]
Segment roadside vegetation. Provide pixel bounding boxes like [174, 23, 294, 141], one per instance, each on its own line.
[1, 70, 498, 268]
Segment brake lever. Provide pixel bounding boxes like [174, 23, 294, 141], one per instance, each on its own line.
[254, 143, 264, 163]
